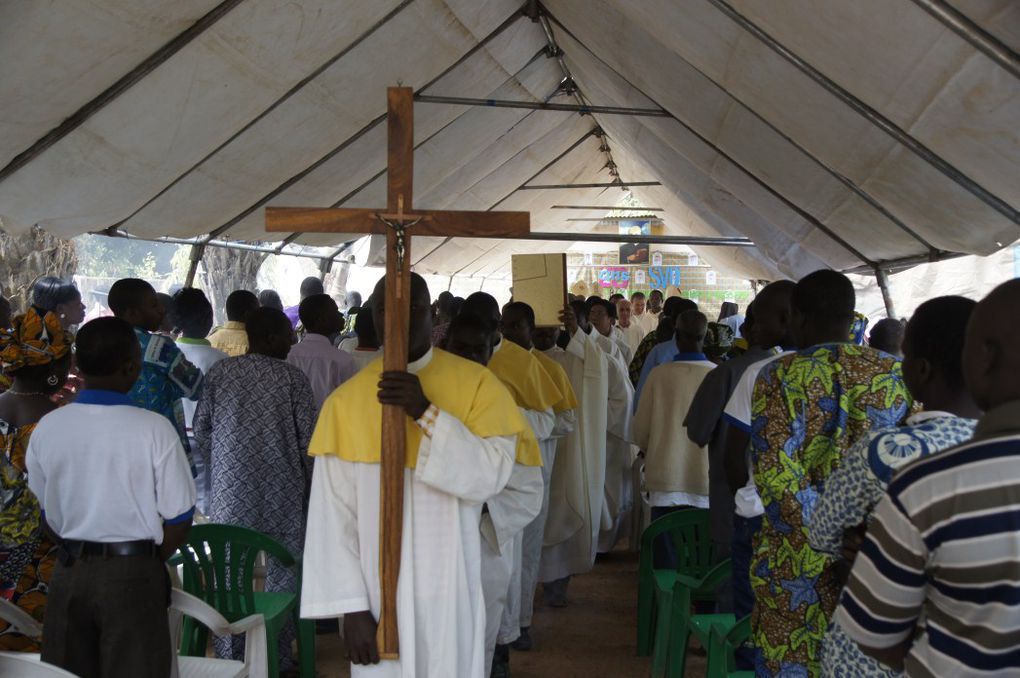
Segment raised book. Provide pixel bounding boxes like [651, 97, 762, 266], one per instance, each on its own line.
[512, 253, 567, 327]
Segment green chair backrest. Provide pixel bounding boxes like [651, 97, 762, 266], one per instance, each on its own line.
[174, 523, 298, 623]
[640, 509, 715, 578]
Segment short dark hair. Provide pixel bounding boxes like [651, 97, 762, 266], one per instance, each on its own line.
[793, 270, 855, 322]
[663, 296, 696, 318]
[503, 301, 536, 328]
[869, 317, 906, 354]
[462, 292, 501, 325]
[904, 296, 976, 391]
[569, 299, 588, 322]
[108, 278, 155, 317]
[300, 277, 324, 299]
[446, 311, 491, 339]
[354, 305, 378, 346]
[31, 276, 80, 312]
[225, 290, 259, 322]
[245, 307, 292, 344]
[298, 294, 338, 330]
[170, 288, 214, 338]
[631, 291, 646, 300]
[258, 289, 283, 311]
[75, 317, 138, 376]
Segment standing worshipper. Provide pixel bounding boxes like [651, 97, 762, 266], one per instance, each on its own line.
[258, 289, 284, 311]
[0, 307, 72, 651]
[684, 282, 795, 612]
[208, 290, 259, 357]
[867, 318, 906, 358]
[169, 288, 227, 515]
[283, 276, 324, 329]
[499, 303, 577, 652]
[193, 307, 316, 670]
[633, 311, 716, 567]
[27, 317, 195, 678]
[808, 296, 979, 677]
[29, 278, 86, 405]
[300, 273, 530, 678]
[616, 297, 646, 356]
[431, 290, 456, 346]
[461, 292, 553, 675]
[834, 279, 1020, 677]
[539, 302, 611, 607]
[344, 304, 383, 372]
[632, 297, 698, 403]
[719, 301, 745, 338]
[748, 270, 912, 677]
[109, 278, 203, 469]
[286, 294, 357, 410]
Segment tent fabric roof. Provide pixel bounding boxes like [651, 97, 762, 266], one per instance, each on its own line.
[1, 0, 1017, 281]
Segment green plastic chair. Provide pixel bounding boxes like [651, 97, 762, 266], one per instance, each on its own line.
[706, 615, 754, 678]
[637, 509, 716, 657]
[657, 560, 736, 678]
[172, 523, 314, 678]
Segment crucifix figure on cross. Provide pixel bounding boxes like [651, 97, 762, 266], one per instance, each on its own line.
[266, 86, 530, 657]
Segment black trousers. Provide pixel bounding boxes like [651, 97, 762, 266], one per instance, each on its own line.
[42, 553, 171, 678]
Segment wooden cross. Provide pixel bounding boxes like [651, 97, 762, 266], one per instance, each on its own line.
[266, 87, 530, 658]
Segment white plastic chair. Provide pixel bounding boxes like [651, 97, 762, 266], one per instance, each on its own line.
[0, 654, 77, 677]
[0, 597, 43, 641]
[170, 588, 268, 678]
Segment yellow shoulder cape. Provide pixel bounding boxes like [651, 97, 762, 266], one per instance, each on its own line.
[309, 348, 541, 468]
[487, 339, 563, 413]
[531, 349, 579, 413]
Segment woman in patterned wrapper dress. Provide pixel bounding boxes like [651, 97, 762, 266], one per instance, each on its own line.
[27, 277, 85, 406]
[0, 305, 73, 651]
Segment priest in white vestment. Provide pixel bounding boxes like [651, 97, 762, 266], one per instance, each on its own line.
[537, 302, 610, 604]
[301, 276, 530, 678]
[498, 302, 579, 652]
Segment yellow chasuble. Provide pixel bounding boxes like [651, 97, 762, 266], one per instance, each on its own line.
[488, 339, 563, 414]
[532, 348, 579, 413]
[309, 348, 541, 468]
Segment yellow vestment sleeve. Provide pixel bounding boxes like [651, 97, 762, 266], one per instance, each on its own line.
[487, 340, 563, 413]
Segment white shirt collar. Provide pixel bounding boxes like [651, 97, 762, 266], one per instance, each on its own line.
[407, 347, 434, 374]
[300, 333, 332, 346]
[493, 337, 505, 354]
[906, 410, 955, 425]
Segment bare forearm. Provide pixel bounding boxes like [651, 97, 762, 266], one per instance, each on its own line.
[724, 429, 751, 494]
[160, 520, 193, 561]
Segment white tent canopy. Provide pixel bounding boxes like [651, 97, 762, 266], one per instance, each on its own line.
[1, 0, 1017, 282]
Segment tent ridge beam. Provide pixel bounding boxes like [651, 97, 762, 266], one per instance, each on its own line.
[415, 94, 670, 117]
[0, 0, 246, 185]
[546, 14, 935, 253]
[707, 0, 1020, 225]
[543, 9, 874, 266]
[206, 6, 528, 243]
[499, 231, 755, 246]
[552, 205, 663, 211]
[106, 0, 416, 236]
[521, 181, 659, 189]
[842, 249, 965, 275]
[909, 0, 1020, 79]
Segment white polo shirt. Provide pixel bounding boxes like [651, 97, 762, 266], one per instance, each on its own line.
[27, 390, 196, 544]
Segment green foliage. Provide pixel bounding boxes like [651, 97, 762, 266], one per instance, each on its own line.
[73, 234, 182, 278]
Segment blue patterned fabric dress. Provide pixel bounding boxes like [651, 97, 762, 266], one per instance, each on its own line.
[808, 412, 977, 677]
[128, 328, 204, 461]
[193, 353, 316, 667]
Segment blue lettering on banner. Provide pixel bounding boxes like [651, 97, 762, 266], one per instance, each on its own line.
[647, 266, 682, 288]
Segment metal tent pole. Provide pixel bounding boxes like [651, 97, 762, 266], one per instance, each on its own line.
[875, 268, 897, 318]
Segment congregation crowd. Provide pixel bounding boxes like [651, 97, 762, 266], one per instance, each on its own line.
[0, 267, 1017, 678]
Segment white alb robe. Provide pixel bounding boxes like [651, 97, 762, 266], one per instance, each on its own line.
[539, 331, 610, 582]
[514, 406, 574, 630]
[591, 332, 636, 553]
[302, 412, 517, 678]
[481, 407, 548, 665]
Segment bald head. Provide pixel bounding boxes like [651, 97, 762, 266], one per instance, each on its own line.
[371, 273, 432, 361]
[963, 279, 1020, 411]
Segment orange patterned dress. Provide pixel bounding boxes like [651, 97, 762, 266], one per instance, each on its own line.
[0, 419, 57, 651]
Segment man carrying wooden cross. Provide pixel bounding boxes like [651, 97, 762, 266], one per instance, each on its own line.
[301, 273, 535, 676]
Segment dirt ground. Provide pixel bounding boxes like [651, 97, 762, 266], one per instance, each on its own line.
[312, 549, 705, 677]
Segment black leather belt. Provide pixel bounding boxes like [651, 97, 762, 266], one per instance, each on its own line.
[61, 539, 158, 560]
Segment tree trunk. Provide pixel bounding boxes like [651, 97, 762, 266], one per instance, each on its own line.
[198, 246, 267, 326]
[0, 227, 78, 311]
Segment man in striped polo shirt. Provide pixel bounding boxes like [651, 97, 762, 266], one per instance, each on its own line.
[835, 279, 1020, 676]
